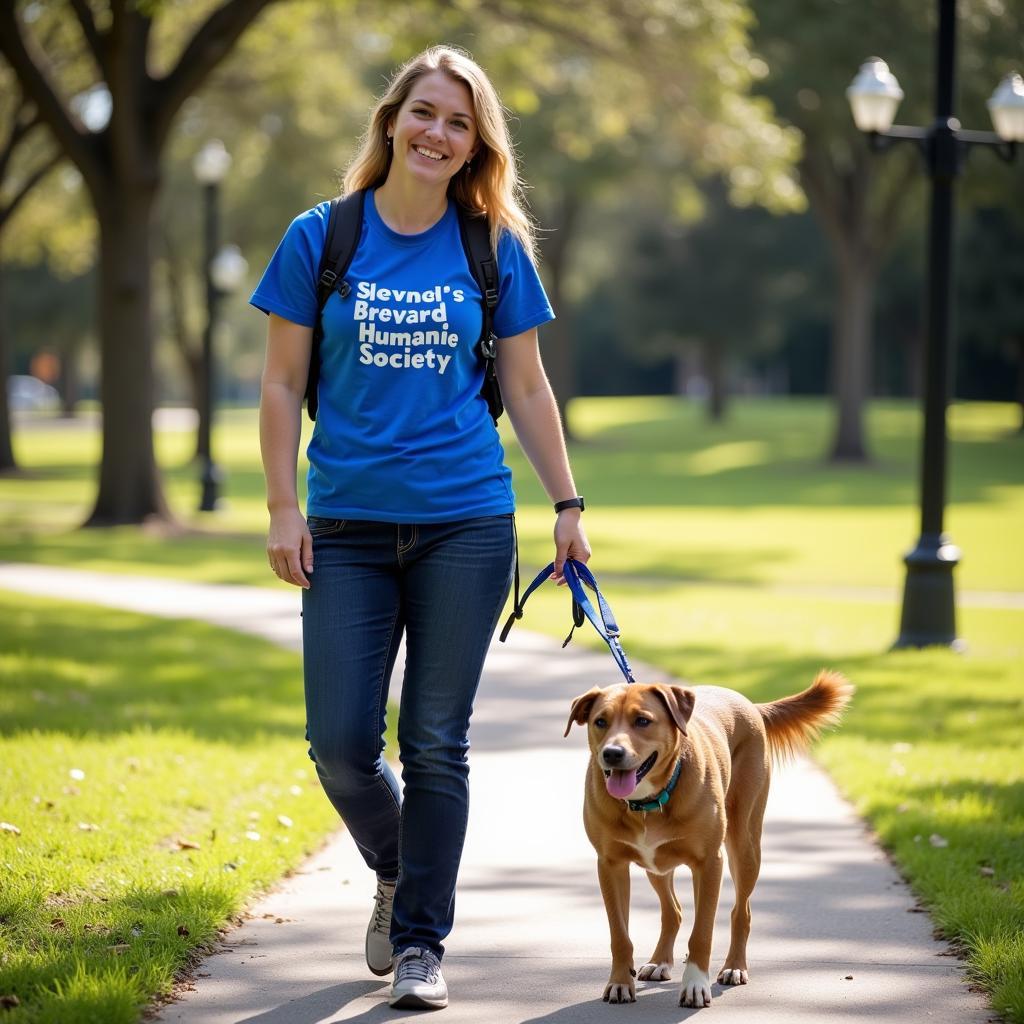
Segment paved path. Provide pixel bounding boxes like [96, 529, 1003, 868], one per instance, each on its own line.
[0, 564, 994, 1023]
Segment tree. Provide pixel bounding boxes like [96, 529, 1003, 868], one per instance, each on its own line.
[0, 71, 62, 472]
[0, 0, 277, 524]
[750, 0, 1023, 460]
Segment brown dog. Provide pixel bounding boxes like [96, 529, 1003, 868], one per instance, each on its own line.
[565, 671, 852, 1007]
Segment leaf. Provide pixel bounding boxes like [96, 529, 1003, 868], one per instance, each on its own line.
[175, 837, 201, 851]
[0, 822, 20, 836]
[77, 822, 100, 831]
[177, 924, 190, 937]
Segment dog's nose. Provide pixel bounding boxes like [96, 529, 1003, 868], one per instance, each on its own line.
[602, 745, 626, 766]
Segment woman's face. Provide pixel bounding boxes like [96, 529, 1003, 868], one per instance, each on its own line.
[388, 71, 479, 189]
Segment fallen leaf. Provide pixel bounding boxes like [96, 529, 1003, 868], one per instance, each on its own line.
[843, 974, 854, 980]
[69, 768, 85, 781]
[0, 994, 20, 1008]
[979, 866, 995, 878]
[50, 917, 66, 930]
[223, 862, 238, 871]
[276, 815, 293, 829]
[177, 925, 190, 937]
[176, 838, 201, 851]
[245, 831, 261, 841]
[77, 822, 100, 832]
[929, 834, 949, 848]
[0, 822, 20, 836]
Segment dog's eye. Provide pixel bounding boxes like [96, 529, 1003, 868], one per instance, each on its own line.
[635, 716, 652, 727]
[593, 717, 607, 729]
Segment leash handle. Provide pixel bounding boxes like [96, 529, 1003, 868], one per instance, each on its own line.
[499, 559, 635, 684]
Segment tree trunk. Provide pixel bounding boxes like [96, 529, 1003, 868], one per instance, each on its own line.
[538, 190, 581, 438]
[58, 348, 80, 417]
[702, 338, 727, 422]
[85, 185, 171, 526]
[0, 261, 16, 472]
[1016, 336, 1024, 434]
[828, 256, 877, 462]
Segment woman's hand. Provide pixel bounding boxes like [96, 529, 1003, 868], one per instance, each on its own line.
[551, 509, 591, 585]
[268, 506, 314, 588]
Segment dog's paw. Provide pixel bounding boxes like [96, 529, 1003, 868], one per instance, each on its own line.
[637, 961, 672, 981]
[678, 961, 713, 1008]
[603, 978, 636, 1004]
[717, 966, 748, 986]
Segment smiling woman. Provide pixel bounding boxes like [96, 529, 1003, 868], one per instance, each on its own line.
[249, 44, 590, 1013]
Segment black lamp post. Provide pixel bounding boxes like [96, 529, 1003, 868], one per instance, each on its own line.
[846, 0, 1024, 649]
[192, 140, 233, 512]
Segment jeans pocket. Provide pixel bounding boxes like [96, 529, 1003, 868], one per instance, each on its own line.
[306, 515, 347, 538]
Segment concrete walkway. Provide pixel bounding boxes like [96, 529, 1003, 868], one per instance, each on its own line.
[0, 564, 994, 1023]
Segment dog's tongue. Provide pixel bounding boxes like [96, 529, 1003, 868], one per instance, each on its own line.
[606, 769, 638, 799]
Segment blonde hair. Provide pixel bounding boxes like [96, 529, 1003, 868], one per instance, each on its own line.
[342, 45, 537, 262]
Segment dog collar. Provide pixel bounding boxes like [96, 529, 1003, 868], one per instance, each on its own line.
[626, 757, 683, 813]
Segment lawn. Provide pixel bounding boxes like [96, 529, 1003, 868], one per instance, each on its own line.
[1, 397, 1022, 1021]
[0, 591, 345, 1024]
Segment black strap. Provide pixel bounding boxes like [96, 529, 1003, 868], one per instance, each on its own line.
[457, 206, 503, 422]
[307, 191, 366, 421]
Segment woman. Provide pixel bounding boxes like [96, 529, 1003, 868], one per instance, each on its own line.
[251, 45, 589, 1011]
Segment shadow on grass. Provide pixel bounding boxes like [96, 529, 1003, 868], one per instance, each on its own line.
[1, 597, 302, 741]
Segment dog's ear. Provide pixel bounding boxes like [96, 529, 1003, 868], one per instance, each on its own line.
[564, 687, 604, 738]
[651, 685, 696, 735]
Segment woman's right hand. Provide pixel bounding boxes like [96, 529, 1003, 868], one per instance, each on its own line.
[267, 506, 314, 588]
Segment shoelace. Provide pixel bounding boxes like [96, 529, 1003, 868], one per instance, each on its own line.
[395, 948, 440, 982]
[371, 879, 395, 933]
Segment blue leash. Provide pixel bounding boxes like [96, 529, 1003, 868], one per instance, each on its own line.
[499, 558, 636, 684]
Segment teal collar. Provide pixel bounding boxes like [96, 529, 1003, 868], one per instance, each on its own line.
[626, 758, 683, 813]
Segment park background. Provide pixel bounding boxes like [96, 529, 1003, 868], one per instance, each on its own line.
[0, 1, 1022, 1022]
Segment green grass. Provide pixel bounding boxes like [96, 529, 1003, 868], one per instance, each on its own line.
[0, 592, 345, 1024]
[2, 396, 1023, 1021]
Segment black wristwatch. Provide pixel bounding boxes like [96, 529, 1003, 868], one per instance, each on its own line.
[553, 496, 585, 513]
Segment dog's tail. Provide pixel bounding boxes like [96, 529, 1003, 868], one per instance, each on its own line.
[756, 670, 854, 763]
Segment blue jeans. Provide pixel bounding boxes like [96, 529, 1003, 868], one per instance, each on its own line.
[301, 514, 515, 959]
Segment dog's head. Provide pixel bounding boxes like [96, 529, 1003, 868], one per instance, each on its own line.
[564, 683, 695, 801]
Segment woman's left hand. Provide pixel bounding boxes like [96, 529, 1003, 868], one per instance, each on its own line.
[551, 510, 591, 585]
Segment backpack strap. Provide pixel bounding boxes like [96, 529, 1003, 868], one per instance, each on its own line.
[457, 206, 503, 422]
[307, 190, 366, 421]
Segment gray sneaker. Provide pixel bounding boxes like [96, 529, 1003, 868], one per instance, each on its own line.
[365, 877, 396, 976]
[389, 946, 448, 1010]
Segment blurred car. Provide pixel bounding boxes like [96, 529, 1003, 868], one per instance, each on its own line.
[7, 375, 60, 412]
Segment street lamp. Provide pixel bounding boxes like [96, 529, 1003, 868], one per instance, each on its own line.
[846, 1, 1021, 649]
[192, 139, 233, 512]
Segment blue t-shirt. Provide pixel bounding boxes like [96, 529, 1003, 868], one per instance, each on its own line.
[250, 191, 554, 523]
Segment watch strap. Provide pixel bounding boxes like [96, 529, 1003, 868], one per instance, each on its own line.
[554, 496, 585, 513]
